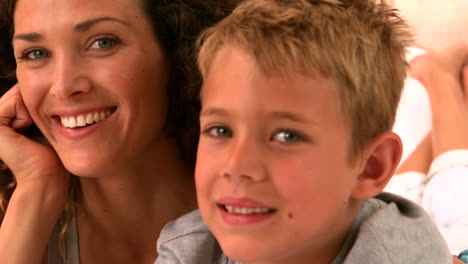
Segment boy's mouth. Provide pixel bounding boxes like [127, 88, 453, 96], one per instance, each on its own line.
[219, 204, 276, 215]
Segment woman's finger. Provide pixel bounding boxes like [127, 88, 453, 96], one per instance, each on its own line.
[0, 85, 33, 129]
[0, 84, 36, 174]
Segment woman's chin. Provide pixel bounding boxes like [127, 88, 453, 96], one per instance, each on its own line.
[60, 152, 112, 178]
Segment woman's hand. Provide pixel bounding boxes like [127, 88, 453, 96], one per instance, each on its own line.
[0, 84, 69, 197]
[0, 85, 70, 264]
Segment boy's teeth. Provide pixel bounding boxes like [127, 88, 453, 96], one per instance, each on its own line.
[224, 205, 271, 215]
[60, 111, 112, 129]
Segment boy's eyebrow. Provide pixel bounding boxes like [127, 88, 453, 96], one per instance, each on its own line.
[200, 107, 228, 117]
[201, 108, 316, 125]
[269, 111, 313, 124]
[13, 16, 132, 43]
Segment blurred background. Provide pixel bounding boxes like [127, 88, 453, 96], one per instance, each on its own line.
[392, 0, 468, 51]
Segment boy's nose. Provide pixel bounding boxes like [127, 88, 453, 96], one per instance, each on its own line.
[221, 138, 268, 183]
[49, 55, 92, 99]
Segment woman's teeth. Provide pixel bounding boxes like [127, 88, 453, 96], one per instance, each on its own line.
[224, 205, 271, 215]
[60, 110, 111, 128]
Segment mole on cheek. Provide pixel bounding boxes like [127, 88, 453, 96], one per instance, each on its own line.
[288, 212, 294, 219]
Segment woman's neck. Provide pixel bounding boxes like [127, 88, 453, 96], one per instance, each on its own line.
[76, 135, 197, 263]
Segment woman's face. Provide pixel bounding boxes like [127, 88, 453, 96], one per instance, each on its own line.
[12, 0, 170, 177]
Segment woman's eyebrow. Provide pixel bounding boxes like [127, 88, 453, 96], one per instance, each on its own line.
[13, 16, 133, 43]
[74, 16, 134, 32]
[13, 33, 42, 43]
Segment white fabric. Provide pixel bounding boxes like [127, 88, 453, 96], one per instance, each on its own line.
[385, 171, 424, 204]
[423, 150, 468, 254]
[386, 47, 468, 254]
[386, 150, 468, 254]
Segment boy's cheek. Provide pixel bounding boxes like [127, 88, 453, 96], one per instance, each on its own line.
[195, 150, 218, 196]
[195, 170, 211, 215]
[196, 140, 225, 177]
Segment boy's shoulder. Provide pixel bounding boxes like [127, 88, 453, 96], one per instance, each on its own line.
[155, 210, 234, 264]
[339, 192, 452, 264]
[157, 210, 210, 245]
[155, 195, 453, 264]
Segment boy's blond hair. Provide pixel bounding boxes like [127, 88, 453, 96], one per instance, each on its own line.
[197, 0, 412, 161]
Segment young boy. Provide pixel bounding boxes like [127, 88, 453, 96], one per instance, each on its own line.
[155, 0, 453, 263]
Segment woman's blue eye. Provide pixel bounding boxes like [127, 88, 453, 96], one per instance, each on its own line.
[25, 49, 50, 60]
[92, 38, 116, 49]
[208, 126, 232, 137]
[273, 130, 303, 143]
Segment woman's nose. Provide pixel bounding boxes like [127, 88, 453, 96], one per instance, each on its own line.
[49, 54, 92, 99]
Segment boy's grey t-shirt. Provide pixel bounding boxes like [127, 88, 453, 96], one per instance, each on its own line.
[155, 192, 452, 264]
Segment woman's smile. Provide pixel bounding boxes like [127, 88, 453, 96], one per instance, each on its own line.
[58, 107, 116, 129]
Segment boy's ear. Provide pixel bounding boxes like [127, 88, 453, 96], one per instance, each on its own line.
[351, 132, 402, 200]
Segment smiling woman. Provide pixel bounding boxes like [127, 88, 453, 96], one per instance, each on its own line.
[0, 0, 238, 263]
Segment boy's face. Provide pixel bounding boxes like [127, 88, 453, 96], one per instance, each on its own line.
[196, 46, 364, 264]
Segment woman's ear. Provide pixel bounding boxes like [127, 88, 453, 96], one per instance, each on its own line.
[351, 131, 402, 200]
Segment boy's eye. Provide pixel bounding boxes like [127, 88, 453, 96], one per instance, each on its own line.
[273, 130, 303, 143]
[23, 49, 50, 60]
[207, 126, 233, 138]
[90, 37, 117, 50]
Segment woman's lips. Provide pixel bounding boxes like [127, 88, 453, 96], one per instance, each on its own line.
[54, 107, 117, 129]
[51, 107, 117, 139]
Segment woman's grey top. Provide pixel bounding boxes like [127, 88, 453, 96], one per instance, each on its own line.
[48, 213, 80, 264]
